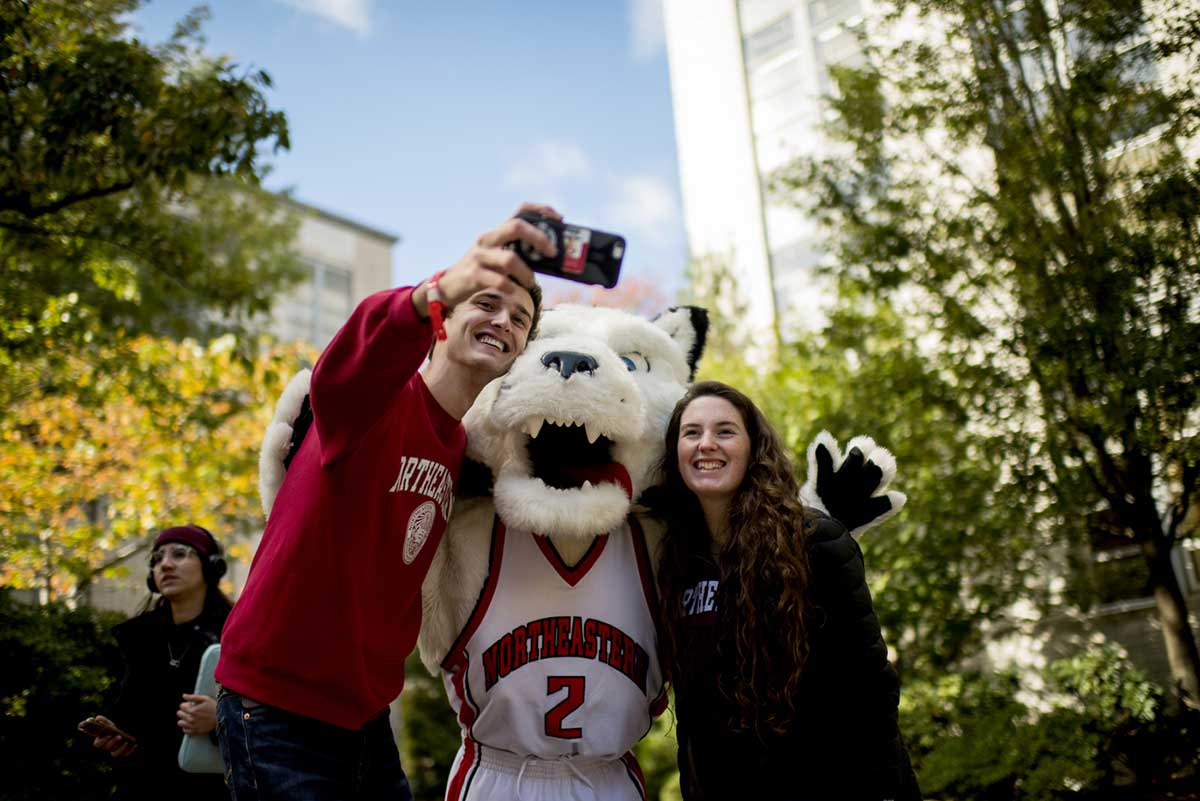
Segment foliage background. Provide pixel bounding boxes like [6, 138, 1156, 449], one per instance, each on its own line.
[4, 0, 1200, 799]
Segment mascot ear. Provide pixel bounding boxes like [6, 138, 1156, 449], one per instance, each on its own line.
[652, 306, 709, 380]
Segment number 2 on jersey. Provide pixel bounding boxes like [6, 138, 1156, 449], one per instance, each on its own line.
[545, 676, 585, 739]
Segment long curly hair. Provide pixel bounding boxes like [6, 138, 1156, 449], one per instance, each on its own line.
[655, 381, 815, 736]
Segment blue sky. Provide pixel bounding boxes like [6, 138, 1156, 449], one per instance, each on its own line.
[131, 0, 687, 299]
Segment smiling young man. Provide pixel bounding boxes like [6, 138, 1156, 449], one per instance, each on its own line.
[215, 204, 558, 800]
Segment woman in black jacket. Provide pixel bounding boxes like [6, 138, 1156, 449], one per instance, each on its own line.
[656, 382, 921, 800]
[89, 525, 231, 801]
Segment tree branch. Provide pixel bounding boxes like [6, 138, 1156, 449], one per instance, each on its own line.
[1, 180, 137, 220]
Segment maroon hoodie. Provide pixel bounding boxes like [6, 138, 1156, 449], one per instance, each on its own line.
[217, 286, 465, 729]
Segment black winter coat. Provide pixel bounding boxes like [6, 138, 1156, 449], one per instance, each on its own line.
[107, 601, 230, 801]
[671, 514, 921, 801]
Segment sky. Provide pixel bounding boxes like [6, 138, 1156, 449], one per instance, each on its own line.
[130, 0, 688, 300]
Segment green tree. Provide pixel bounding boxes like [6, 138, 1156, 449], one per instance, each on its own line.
[0, 334, 316, 601]
[1, 0, 303, 411]
[774, 0, 1200, 707]
[695, 294, 1039, 680]
[0, 0, 312, 599]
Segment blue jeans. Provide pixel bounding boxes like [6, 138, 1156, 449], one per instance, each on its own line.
[216, 690, 413, 801]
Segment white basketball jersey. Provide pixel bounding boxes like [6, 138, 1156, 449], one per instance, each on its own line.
[441, 516, 666, 763]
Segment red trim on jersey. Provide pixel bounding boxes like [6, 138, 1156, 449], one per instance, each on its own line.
[631, 517, 667, 719]
[629, 517, 660, 622]
[442, 516, 507, 671]
[620, 751, 647, 800]
[446, 658, 482, 801]
[448, 644, 480, 732]
[532, 533, 608, 587]
[446, 734, 478, 801]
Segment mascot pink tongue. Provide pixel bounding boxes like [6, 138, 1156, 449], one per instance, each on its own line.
[563, 463, 633, 501]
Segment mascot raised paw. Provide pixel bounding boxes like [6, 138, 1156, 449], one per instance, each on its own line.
[799, 431, 907, 536]
[418, 303, 707, 801]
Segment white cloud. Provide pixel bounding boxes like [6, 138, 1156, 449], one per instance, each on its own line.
[276, 0, 371, 37]
[503, 140, 595, 192]
[604, 173, 679, 246]
[628, 0, 666, 62]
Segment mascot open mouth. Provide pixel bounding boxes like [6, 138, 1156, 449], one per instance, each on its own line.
[525, 422, 632, 499]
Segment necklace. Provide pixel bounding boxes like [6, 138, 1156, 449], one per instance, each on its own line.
[166, 638, 191, 668]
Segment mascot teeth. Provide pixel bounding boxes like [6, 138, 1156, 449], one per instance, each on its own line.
[454, 304, 709, 539]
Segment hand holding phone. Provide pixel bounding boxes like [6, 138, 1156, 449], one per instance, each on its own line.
[80, 715, 137, 757]
[509, 212, 625, 288]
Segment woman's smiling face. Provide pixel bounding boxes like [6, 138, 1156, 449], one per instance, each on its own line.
[676, 395, 751, 505]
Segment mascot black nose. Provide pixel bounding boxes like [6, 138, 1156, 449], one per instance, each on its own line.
[542, 351, 599, 379]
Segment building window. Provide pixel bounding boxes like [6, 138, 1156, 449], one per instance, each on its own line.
[749, 53, 802, 102]
[1184, 540, 1200, 594]
[743, 13, 797, 72]
[1089, 545, 1153, 607]
[315, 264, 353, 345]
[751, 88, 807, 136]
[274, 261, 354, 347]
[1077, 508, 1174, 611]
[808, 0, 865, 94]
[808, 0, 862, 30]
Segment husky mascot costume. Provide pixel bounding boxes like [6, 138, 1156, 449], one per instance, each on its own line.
[259, 303, 904, 801]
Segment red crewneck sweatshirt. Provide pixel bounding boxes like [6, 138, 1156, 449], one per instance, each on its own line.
[216, 286, 466, 729]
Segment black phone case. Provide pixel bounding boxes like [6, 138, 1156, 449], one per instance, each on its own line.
[513, 212, 625, 288]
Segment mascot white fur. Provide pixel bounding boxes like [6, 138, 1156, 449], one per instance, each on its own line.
[258, 302, 905, 801]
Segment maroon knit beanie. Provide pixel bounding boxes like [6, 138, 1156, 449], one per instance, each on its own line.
[152, 525, 216, 557]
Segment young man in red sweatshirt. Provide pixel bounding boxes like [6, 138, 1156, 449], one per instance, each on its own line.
[215, 204, 559, 800]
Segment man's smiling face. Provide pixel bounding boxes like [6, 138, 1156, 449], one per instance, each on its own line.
[437, 285, 535, 381]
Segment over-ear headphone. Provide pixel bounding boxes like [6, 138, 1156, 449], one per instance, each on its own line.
[146, 526, 228, 594]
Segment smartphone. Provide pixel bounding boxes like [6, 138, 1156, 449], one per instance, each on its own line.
[78, 716, 136, 742]
[511, 212, 625, 288]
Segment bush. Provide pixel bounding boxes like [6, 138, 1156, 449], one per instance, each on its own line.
[902, 670, 1104, 800]
[634, 704, 681, 801]
[0, 590, 126, 800]
[398, 652, 461, 801]
[900, 646, 1199, 800]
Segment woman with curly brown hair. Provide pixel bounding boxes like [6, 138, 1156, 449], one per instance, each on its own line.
[655, 381, 920, 800]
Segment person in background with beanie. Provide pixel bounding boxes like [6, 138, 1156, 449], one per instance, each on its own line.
[89, 524, 233, 800]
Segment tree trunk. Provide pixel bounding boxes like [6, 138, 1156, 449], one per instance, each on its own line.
[1140, 532, 1200, 710]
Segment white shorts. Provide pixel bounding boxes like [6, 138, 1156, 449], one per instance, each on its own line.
[443, 739, 648, 801]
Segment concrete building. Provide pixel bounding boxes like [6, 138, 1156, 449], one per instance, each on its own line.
[663, 0, 868, 343]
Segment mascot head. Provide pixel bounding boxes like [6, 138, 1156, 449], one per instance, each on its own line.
[464, 304, 707, 538]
